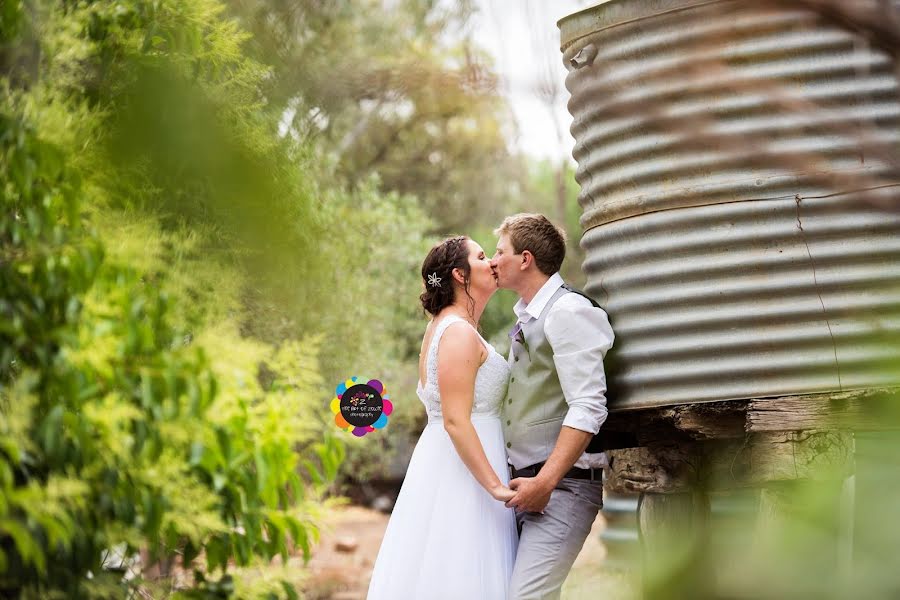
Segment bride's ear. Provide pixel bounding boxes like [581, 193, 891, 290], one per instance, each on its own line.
[451, 267, 466, 285]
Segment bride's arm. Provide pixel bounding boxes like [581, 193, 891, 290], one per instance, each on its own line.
[437, 323, 513, 502]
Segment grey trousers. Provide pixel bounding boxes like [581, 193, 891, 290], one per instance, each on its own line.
[508, 477, 604, 600]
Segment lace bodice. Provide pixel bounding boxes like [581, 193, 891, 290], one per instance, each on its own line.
[416, 316, 510, 422]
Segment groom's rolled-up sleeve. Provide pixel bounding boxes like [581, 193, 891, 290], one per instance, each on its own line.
[544, 294, 615, 435]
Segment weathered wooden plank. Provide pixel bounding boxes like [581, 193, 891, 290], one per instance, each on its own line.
[602, 400, 750, 447]
[746, 388, 900, 433]
[602, 388, 900, 447]
[669, 401, 748, 440]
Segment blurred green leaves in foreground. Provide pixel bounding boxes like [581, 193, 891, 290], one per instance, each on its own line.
[0, 0, 369, 597]
[626, 407, 900, 600]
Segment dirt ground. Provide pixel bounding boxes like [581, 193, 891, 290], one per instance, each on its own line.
[300, 504, 638, 599]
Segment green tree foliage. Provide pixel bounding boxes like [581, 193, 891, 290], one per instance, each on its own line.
[1, 1, 346, 597]
[227, 0, 527, 233]
[0, 93, 345, 598]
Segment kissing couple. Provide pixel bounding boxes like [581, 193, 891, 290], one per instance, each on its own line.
[367, 213, 615, 600]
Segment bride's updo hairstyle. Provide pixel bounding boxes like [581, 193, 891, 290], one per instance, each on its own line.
[420, 235, 473, 317]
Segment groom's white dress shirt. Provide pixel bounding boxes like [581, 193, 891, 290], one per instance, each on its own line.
[512, 272, 614, 469]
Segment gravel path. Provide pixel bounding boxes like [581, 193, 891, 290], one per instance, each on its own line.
[301, 504, 638, 599]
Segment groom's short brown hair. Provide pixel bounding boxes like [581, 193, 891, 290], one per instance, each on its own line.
[494, 213, 567, 276]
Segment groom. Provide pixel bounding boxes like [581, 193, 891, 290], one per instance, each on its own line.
[490, 213, 614, 600]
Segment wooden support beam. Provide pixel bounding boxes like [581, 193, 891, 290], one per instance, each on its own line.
[668, 402, 748, 440]
[746, 388, 900, 433]
[605, 431, 854, 494]
[601, 400, 749, 449]
[600, 387, 900, 449]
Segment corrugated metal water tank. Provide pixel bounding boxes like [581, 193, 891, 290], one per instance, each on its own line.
[560, 0, 900, 410]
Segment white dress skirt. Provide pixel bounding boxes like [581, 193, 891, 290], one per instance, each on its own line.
[366, 316, 517, 599]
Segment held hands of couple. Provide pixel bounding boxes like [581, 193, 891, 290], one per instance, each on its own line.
[504, 476, 553, 514]
[490, 483, 516, 503]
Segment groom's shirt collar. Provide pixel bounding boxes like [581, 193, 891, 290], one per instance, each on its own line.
[513, 272, 564, 324]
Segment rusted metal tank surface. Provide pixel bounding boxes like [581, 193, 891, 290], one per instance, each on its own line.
[559, 0, 900, 409]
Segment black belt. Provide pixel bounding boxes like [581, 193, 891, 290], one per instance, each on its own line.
[509, 461, 601, 483]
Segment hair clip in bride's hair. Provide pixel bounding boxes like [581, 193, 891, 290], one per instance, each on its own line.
[427, 272, 442, 288]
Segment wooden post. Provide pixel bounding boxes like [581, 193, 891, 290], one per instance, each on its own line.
[638, 491, 712, 599]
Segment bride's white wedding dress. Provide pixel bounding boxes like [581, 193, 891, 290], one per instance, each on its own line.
[366, 315, 518, 599]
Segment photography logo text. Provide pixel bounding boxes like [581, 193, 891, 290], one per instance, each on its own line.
[330, 377, 392, 437]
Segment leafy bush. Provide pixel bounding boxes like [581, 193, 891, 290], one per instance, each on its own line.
[1, 90, 346, 597]
[0, 1, 346, 597]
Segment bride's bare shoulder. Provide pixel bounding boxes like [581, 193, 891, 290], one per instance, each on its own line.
[435, 320, 487, 366]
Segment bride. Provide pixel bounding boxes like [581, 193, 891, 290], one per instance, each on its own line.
[366, 235, 518, 599]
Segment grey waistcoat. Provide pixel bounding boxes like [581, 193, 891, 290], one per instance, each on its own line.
[502, 285, 590, 470]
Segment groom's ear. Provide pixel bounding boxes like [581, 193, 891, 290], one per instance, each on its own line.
[520, 250, 533, 271]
